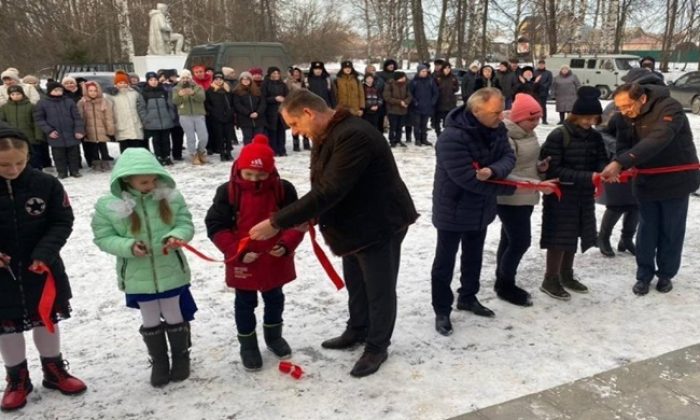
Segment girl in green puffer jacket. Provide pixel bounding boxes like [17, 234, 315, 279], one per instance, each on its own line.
[91, 147, 196, 387]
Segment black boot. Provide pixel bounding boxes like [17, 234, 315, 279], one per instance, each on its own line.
[350, 350, 388, 378]
[321, 328, 366, 350]
[540, 274, 571, 301]
[165, 322, 191, 381]
[597, 209, 621, 257]
[656, 277, 673, 293]
[140, 324, 170, 387]
[618, 209, 639, 255]
[1, 361, 32, 412]
[633, 280, 651, 296]
[560, 269, 589, 293]
[292, 137, 301, 152]
[435, 314, 453, 336]
[303, 138, 311, 150]
[456, 296, 495, 317]
[237, 332, 262, 371]
[263, 323, 292, 359]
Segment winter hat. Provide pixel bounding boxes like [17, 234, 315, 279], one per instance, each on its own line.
[509, 93, 543, 123]
[640, 56, 656, 69]
[0, 69, 19, 82]
[145, 71, 158, 81]
[114, 70, 130, 85]
[249, 67, 263, 77]
[434, 59, 446, 66]
[21, 75, 38, 85]
[266, 66, 281, 76]
[237, 134, 275, 173]
[46, 81, 64, 95]
[572, 86, 602, 116]
[222, 67, 235, 77]
[521, 66, 534, 75]
[310, 61, 325, 71]
[394, 71, 407, 81]
[0, 126, 29, 144]
[213, 71, 224, 80]
[179, 69, 192, 79]
[7, 85, 25, 96]
[341, 61, 353, 69]
[383, 59, 397, 71]
[192, 65, 206, 73]
[238, 71, 252, 81]
[416, 64, 429, 74]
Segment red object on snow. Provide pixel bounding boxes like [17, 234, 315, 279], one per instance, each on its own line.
[278, 361, 303, 379]
[30, 263, 56, 333]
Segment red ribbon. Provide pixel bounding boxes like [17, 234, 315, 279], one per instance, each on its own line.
[30, 263, 56, 334]
[472, 162, 562, 200]
[308, 223, 345, 290]
[164, 237, 250, 264]
[595, 163, 700, 197]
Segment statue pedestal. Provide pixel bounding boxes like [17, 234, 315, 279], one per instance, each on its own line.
[133, 55, 187, 79]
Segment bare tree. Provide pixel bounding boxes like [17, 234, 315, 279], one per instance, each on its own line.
[660, 0, 680, 71]
[411, 0, 430, 62]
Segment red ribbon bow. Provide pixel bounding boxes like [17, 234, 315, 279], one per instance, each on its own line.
[29, 262, 57, 333]
[594, 163, 700, 197]
[279, 361, 304, 379]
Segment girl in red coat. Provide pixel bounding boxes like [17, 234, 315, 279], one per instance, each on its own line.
[205, 134, 304, 371]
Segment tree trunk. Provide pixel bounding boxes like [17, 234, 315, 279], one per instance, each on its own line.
[114, 0, 135, 60]
[435, 0, 449, 58]
[364, 0, 372, 61]
[661, 0, 679, 72]
[411, 0, 430, 63]
[480, 0, 489, 62]
[546, 0, 558, 54]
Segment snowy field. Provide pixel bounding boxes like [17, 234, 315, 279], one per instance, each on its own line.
[8, 103, 700, 420]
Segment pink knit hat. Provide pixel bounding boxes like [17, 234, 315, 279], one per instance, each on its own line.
[509, 93, 543, 123]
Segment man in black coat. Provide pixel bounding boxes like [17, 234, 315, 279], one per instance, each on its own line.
[495, 61, 518, 110]
[601, 82, 700, 296]
[249, 89, 418, 378]
[461, 63, 479, 102]
[534, 59, 553, 124]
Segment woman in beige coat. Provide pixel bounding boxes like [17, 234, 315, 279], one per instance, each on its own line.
[78, 81, 115, 170]
[106, 70, 145, 152]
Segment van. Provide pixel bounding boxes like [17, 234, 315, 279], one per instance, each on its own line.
[546, 54, 641, 99]
[184, 42, 291, 74]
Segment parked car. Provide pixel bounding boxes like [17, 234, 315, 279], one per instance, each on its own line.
[546, 54, 641, 99]
[668, 71, 700, 114]
[185, 42, 291, 74]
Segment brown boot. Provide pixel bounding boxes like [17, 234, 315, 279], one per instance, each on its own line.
[192, 153, 202, 165]
[197, 151, 208, 164]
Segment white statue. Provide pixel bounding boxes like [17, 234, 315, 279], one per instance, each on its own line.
[147, 3, 185, 55]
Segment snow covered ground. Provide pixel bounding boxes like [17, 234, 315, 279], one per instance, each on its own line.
[9, 103, 700, 420]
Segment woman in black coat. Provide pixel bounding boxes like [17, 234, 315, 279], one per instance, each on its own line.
[205, 72, 237, 161]
[474, 65, 499, 91]
[232, 72, 266, 145]
[539, 86, 608, 301]
[261, 67, 289, 156]
[0, 128, 86, 411]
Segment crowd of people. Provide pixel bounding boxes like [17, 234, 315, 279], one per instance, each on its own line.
[0, 53, 697, 413]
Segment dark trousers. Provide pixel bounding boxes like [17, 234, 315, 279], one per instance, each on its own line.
[170, 125, 184, 160]
[292, 134, 310, 150]
[496, 205, 534, 282]
[362, 112, 380, 131]
[266, 120, 287, 156]
[505, 97, 513, 110]
[83, 142, 110, 164]
[342, 227, 407, 353]
[636, 196, 689, 283]
[431, 229, 488, 315]
[51, 145, 81, 176]
[412, 113, 430, 144]
[29, 144, 45, 169]
[38, 142, 52, 167]
[144, 129, 171, 161]
[603, 205, 639, 239]
[377, 104, 387, 132]
[241, 126, 264, 145]
[119, 139, 148, 153]
[388, 114, 405, 145]
[435, 110, 449, 135]
[538, 94, 548, 123]
[209, 121, 234, 155]
[205, 116, 215, 154]
[234, 287, 284, 335]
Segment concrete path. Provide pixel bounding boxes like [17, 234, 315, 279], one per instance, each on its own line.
[453, 344, 700, 420]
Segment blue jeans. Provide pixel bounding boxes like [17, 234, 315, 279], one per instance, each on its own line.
[636, 196, 689, 282]
[496, 205, 534, 282]
[431, 229, 487, 315]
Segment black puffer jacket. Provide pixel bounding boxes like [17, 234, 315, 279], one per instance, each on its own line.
[272, 110, 418, 255]
[614, 84, 700, 201]
[307, 74, 336, 108]
[205, 86, 235, 124]
[261, 78, 289, 129]
[0, 168, 73, 321]
[436, 73, 458, 111]
[232, 91, 266, 129]
[539, 123, 608, 252]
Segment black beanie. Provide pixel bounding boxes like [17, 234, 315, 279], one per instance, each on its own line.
[267, 66, 281, 76]
[572, 86, 602, 115]
[46, 81, 64, 95]
[393, 71, 407, 81]
[0, 126, 29, 144]
[7, 85, 25, 96]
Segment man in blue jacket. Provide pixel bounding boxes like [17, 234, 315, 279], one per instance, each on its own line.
[431, 88, 554, 336]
